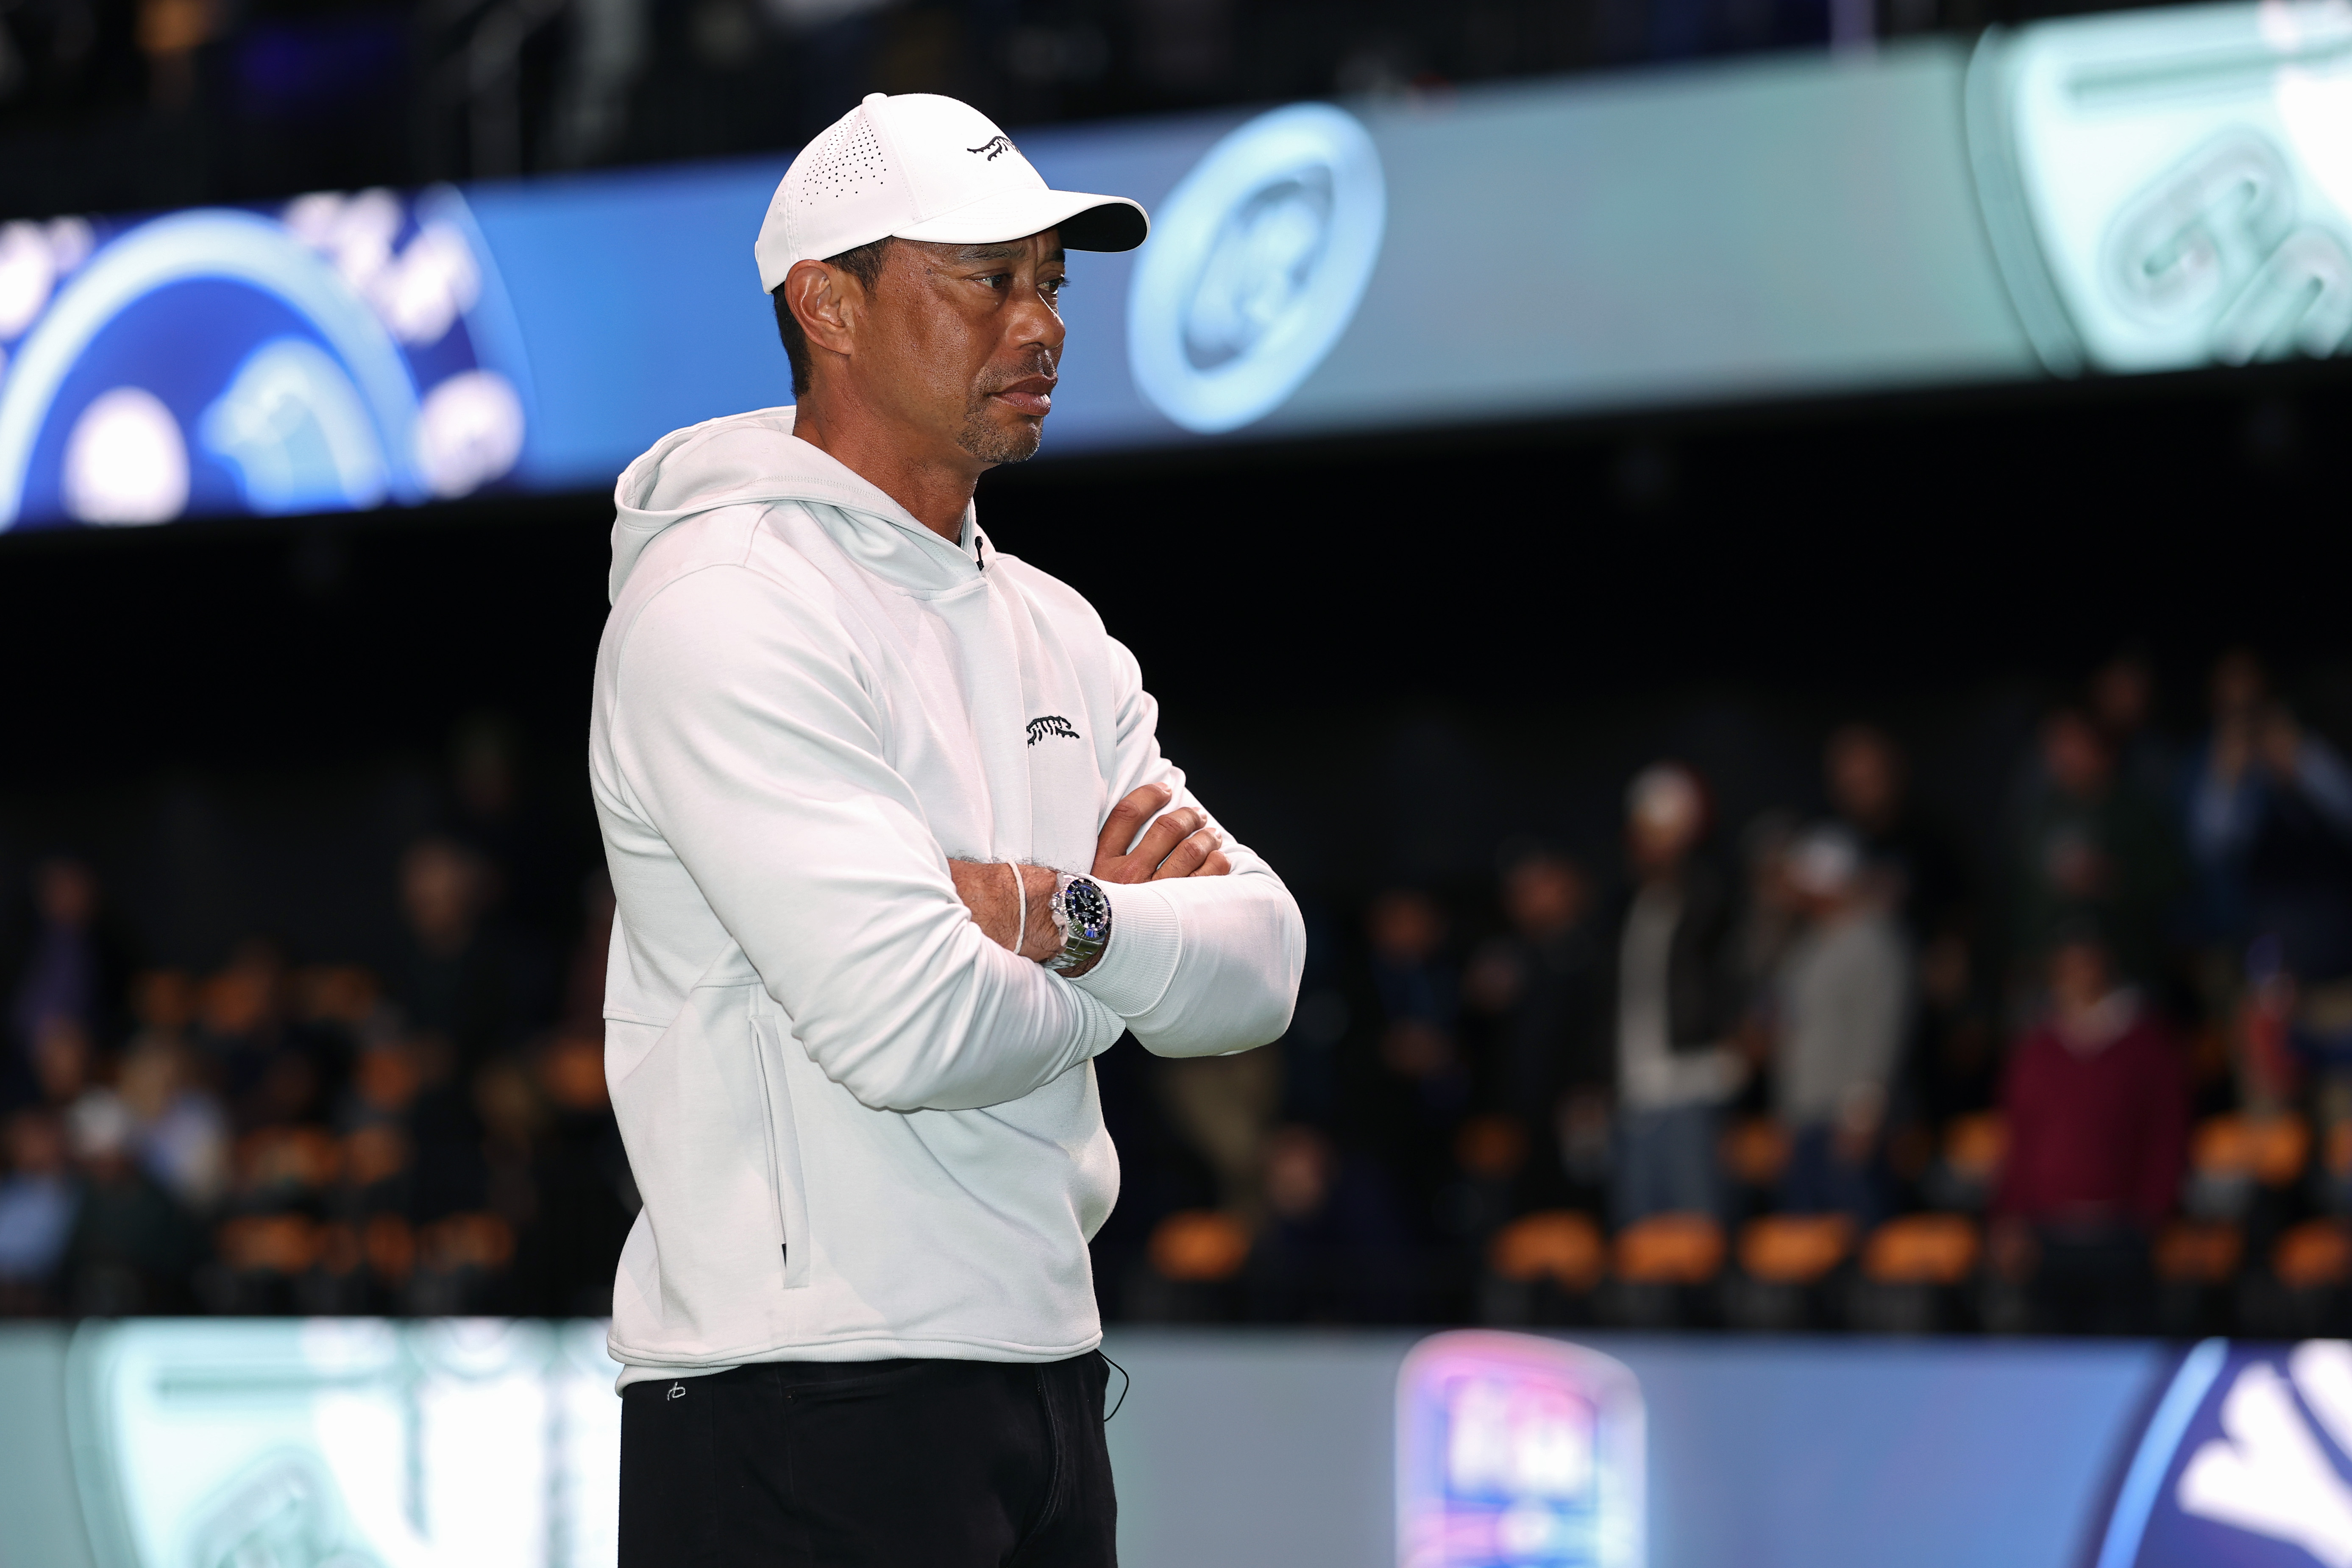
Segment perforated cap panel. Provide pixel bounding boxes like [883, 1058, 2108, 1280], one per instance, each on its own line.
[800, 111, 889, 209]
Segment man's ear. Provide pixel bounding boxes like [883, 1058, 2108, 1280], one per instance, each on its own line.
[785, 257, 862, 360]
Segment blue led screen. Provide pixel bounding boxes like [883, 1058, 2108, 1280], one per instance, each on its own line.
[0, 0, 2345, 530]
[17, 1323, 2352, 1568]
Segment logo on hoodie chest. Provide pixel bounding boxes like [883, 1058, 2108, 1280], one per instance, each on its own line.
[1027, 715, 1081, 746]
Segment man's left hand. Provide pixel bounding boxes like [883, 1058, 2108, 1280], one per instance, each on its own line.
[1094, 782, 1230, 883]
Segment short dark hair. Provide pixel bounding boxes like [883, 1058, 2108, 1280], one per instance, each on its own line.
[772, 238, 894, 396]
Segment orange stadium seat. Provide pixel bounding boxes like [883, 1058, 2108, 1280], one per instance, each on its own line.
[2274, 1220, 2352, 1292]
[2329, 1120, 2352, 1181]
[216, 1213, 320, 1275]
[1862, 1215, 1980, 1286]
[1147, 1210, 1250, 1283]
[1489, 1211, 1605, 1293]
[1740, 1214, 1856, 1286]
[2156, 1220, 2245, 1286]
[1614, 1214, 1726, 1286]
[2193, 1113, 2311, 1186]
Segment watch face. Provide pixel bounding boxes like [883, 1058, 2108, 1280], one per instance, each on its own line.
[1063, 879, 1111, 941]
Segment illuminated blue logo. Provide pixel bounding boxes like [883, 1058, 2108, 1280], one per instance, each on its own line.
[0, 187, 530, 530]
[1396, 1330, 1645, 1568]
[2093, 1339, 2352, 1568]
[1127, 103, 1386, 435]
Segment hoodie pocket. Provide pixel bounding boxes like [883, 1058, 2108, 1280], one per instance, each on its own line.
[746, 989, 813, 1291]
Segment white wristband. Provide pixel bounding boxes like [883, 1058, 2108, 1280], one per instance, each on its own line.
[1004, 861, 1026, 957]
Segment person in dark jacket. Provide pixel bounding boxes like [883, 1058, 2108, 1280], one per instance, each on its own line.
[5, 858, 136, 1110]
[1473, 852, 1605, 1113]
[1609, 763, 1747, 1224]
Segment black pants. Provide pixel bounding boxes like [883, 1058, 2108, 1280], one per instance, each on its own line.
[620, 1353, 1118, 1567]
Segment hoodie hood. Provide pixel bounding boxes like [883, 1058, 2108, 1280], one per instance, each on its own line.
[609, 406, 978, 602]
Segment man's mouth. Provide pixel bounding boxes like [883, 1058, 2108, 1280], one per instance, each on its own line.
[988, 376, 1057, 418]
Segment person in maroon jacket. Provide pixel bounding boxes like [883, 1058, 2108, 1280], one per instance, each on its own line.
[1990, 931, 2188, 1333]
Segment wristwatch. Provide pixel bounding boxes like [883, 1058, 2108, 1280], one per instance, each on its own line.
[1043, 872, 1113, 975]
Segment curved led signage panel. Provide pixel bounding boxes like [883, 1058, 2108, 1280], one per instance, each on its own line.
[0, 188, 531, 530]
[0, 0, 2344, 532]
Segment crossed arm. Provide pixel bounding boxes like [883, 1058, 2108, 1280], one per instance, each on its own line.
[947, 781, 1230, 972]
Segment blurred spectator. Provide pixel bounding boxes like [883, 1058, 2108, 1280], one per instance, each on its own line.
[445, 714, 564, 1022]
[192, 939, 330, 1134]
[1825, 725, 1967, 948]
[0, 1110, 77, 1312]
[1344, 888, 1468, 1214]
[2183, 650, 2268, 950]
[1157, 1047, 1283, 1227]
[2009, 707, 2186, 994]
[395, 837, 516, 1077]
[6, 857, 133, 1105]
[2090, 649, 2179, 806]
[59, 1090, 200, 1314]
[1610, 763, 1745, 1225]
[2191, 696, 2352, 987]
[1772, 825, 1910, 1226]
[1464, 849, 1606, 1204]
[1245, 1124, 1411, 1322]
[1825, 722, 1987, 1131]
[117, 1034, 229, 1213]
[1730, 810, 1801, 1007]
[1992, 933, 2188, 1334]
[30, 1016, 93, 1106]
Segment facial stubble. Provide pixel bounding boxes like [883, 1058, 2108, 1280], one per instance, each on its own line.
[955, 393, 1044, 466]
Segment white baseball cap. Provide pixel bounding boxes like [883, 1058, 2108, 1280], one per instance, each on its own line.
[754, 92, 1149, 292]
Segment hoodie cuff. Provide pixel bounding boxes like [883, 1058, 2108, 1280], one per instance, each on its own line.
[1072, 879, 1182, 1019]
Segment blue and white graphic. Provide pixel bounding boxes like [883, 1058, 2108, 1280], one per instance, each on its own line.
[0, 187, 530, 531]
[2095, 1338, 2352, 1568]
[1971, 0, 2352, 374]
[1125, 103, 1386, 435]
[65, 1318, 621, 1568]
[1396, 1330, 1644, 1568]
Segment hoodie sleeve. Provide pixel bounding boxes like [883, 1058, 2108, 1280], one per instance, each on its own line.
[607, 562, 1125, 1113]
[1068, 638, 1306, 1058]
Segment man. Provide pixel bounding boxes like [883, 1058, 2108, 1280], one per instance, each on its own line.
[1609, 762, 1745, 1225]
[2009, 706, 2185, 993]
[591, 92, 1305, 1566]
[1464, 851, 1606, 1207]
[1991, 931, 2186, 1334]
[1770, 824, 1909, 1226]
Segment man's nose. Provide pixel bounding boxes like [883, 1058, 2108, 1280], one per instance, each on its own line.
[1012, 282, 1066, 354]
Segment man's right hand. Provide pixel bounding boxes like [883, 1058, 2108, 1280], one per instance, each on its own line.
[1093, 782, 1230, 884]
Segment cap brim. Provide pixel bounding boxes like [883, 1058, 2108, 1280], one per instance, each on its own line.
[894, 189, 1148, 253]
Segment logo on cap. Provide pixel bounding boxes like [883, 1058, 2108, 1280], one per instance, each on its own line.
[1126, 103, 1386, 435]
[967, 135, 1015, 162]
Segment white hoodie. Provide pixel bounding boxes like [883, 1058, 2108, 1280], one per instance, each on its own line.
[591, 407, 1304, 1381]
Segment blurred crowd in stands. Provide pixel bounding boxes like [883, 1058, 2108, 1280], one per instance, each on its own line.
[0, 750, 636, 1320]
[8, 645, 2352, 1337]
[1098, 647, 2352, 1338]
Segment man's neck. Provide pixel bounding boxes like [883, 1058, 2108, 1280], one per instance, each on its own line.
[793, 395, 982, 543]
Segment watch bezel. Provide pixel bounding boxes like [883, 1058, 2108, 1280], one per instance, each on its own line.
[1043, 874, 1112, 974]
